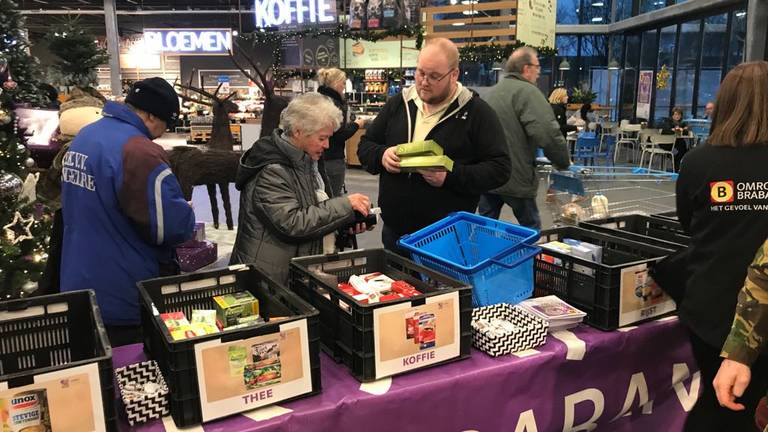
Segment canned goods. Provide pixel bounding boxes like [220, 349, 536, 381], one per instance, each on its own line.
[0, 390, 51, 432]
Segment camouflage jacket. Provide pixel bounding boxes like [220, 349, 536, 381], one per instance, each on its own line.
[721, 240, 768, 365]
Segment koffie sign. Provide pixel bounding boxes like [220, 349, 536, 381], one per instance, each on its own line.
[143, 29, 232, 55]
[710, 180, 768, 211]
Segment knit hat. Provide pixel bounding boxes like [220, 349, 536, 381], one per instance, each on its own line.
[125, 77, 179, 125]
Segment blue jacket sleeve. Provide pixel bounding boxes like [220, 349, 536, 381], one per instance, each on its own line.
[146, 165, 196, 246]
[119, 136, 195, 246]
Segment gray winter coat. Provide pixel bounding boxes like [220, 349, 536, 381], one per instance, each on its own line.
[229, 130, 354, 285]
[484, 73, 571, 198]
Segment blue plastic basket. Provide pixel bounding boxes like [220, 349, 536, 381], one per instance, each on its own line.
[397, 212, 541, 306]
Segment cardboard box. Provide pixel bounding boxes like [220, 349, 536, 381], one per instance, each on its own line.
[399, 155, 454, 172]
[395, 140, 444, 157]
[214, 291, 260, 328]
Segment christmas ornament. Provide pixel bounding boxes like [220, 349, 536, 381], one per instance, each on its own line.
[656, 65, 670, 90]
[0, 108, 10, 125]
[24, 157, 35, 168]
[22, 280, 38, 294]
[3, 211, 34, 244]
[17, 143, 26, 152]
[0, 172, 23, 202]
[2, 80, 17, 90]
[20, 172, 39, 204]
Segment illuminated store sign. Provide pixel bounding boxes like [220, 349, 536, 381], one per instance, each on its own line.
[253, 0, 337, 27]
[143, 29, 232, 55]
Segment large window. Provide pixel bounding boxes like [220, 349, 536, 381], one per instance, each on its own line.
[639, 0, 666, 14]
[557, 0, 580, 24]
[583, 0, 610, 24]
[652, 25, 676, 123]
[675, 20, 701, 118]
[556, 35, 579, 88]
[728, 9, 748, 71]
[615, 0, 633, 21]
[621, 34, 641, 120]
[697, 13, 727, 117]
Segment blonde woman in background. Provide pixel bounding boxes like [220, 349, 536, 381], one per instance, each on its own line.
[549, 87, 577, 139]
[316, 68, 366, 197]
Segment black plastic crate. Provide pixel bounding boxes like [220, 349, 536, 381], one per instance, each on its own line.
[138, 265, 320, 427]
[289, 249, 472, 382]
[579, 214, 690, 250]
[0, 290, 116, 431]
[534, 227, 675, 330]
[651, 210, 678, 221]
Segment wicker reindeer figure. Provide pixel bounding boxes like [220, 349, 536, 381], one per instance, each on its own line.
[169, 73, 241, 229]
[167, 146, 239, 230]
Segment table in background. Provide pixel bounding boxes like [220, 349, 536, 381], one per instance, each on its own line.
[116, 317, 698, 432]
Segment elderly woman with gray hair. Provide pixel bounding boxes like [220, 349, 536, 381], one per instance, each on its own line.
[230, 92, 372, 284]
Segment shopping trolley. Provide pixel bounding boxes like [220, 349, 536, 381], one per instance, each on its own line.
[545, 166, 678, 225]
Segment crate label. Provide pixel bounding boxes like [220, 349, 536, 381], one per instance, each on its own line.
[372, 291, 461, 379]
[181, 278, 218, 291]
[0, 362, 106, 431]
[194, 319, 313, 422]
[0, 306, 46, 323]
[618, 263, 676, 327]
[219, 275, 237, 285]
[321, 259, 354, 271]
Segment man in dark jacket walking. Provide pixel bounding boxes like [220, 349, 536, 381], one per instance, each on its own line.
[479, 47, 571, 229]
[357, 38, 510, 253]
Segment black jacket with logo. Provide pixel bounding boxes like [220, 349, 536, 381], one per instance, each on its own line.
[676, 143, 768, 348]
[357, 85, 510, 236]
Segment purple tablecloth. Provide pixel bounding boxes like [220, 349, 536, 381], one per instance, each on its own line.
[116, 317, 698, 431]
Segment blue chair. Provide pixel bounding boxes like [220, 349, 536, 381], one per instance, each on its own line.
[573, 133, 609, 165]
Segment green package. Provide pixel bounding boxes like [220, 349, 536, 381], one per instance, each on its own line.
[214, 291, 260, 328]
[395, 140, 444, 157]
[399, 155, 455, 172]
[228, 345, 247, 378]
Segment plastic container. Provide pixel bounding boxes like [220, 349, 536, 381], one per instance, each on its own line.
[289, 249, 472, 382]
[580, 214, 690, 250]
[138, 265, 320, 427]
[534, 227, 674, 330]
[397, 211, 541, 306]
[0, 290, 116, 431]
[652, 210, 679, 221]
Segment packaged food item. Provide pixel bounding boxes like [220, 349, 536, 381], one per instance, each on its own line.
[214, 291, 260, 327]
[395, 140, 444, 157]
[191, 309, 217, 326]
[160, 312, 190, 332]
[398, 155, 455, 172]
[1, 389, 51, 432]
[228, 345, 248, 378]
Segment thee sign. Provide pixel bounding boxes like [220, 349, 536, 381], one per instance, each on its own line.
[254, 0, 337, 27]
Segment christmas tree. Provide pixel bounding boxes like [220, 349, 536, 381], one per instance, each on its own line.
[46, 18, 110, 89]
[1, 0, 52, 299]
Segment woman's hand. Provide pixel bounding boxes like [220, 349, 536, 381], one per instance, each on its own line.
[347, 193, 370, 216]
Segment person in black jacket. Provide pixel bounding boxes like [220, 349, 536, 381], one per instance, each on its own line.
[675, 61, 768, 431]
[317, 68, 365, 197]
[548, 87, 577, 139]
[357, 38, 510, 254]
[660, 106, 691, 171]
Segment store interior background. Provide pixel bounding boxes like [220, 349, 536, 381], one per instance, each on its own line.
[15, 0, 768, 263]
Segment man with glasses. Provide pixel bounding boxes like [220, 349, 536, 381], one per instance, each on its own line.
[358, 37, 510, 254]
[479, 47, 570, 229]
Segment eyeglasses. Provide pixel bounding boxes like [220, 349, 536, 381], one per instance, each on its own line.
[416, 68, 455, 83]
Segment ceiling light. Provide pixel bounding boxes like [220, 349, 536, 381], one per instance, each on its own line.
[591, 17, 604, 22]
[32, 0, 48, 3]
[461, 10, 479, 15]
[608, 59, 620, 70]
[232, 30, 239, 36]
[452, 22, 466, 26]
[735, 11, 746, 17]
[559, 59, 571, 70]
[592, 1, 604, 5]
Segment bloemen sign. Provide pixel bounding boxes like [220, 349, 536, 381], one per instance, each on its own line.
[143, 29, 232, 55]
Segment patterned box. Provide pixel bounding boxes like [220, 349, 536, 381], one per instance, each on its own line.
[115, 360, 169, 426]
[471, 304, 548, 357]
[177, 240, 217, 273]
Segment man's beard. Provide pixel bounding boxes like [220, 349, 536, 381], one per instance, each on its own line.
[418, 84, 453, 106]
